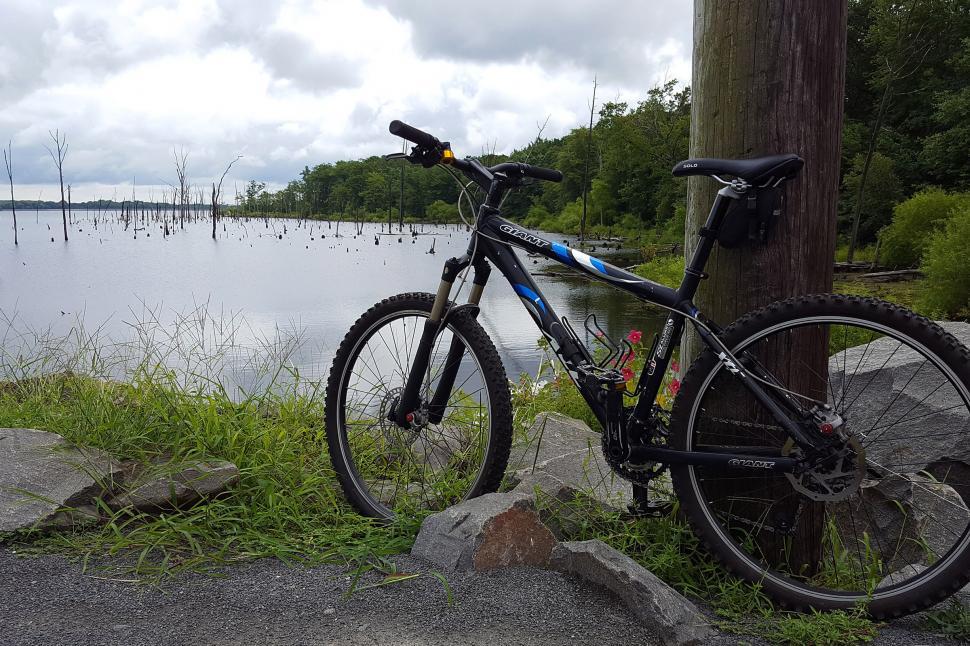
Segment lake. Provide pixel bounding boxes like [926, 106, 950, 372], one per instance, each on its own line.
[0, 209, 668, 392]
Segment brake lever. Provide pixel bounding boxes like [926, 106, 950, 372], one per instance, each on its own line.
[382, 152, 409, 160]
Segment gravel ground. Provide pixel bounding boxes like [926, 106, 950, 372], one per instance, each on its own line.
[0, 548, 959, 645]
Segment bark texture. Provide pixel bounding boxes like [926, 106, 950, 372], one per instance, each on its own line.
[686, 0, 847, 327]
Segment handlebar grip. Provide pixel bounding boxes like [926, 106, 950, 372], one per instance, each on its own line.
[389, 120, 440, 148]
[523, 164, 563, 183]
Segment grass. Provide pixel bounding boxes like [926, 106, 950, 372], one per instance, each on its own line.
[0, 306, 960, 644]
[514, 368, 881, 644]
[921, 600, 970, 641]
[0, 310, 419, 582]
[833, 276, 925, 314]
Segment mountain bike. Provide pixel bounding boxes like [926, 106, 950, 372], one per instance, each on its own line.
[325, 120, 970, 617]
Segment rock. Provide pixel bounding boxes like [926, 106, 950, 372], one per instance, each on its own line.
[0, 428, 123, 534]
[410, 492, 557, 571]
[832, 473, 970, 573]
[877, 563, 926, 589]
[106, 459, 239, 512]
[508, 413, 630, 510]
[550, 540, 714, 645]
[511, 471, 618, 538]
[828, 322, 970, 504]
[35, 504, 101, 531]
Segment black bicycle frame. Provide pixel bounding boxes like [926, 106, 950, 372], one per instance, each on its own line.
[397, 184, 819, 474]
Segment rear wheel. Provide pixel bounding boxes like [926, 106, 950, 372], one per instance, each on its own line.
[669, 294, 970, 617]
[325, 292, 512, 520]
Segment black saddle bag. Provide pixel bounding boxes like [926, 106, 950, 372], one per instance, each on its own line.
[717, 186, 783, 248]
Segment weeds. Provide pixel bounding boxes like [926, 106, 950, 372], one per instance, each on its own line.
[0, 309, 418, 582]
[921, 600, 970, 641]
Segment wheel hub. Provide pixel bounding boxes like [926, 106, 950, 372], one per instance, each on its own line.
[782, 436, 865, 502]
[379, 387, 420, 447]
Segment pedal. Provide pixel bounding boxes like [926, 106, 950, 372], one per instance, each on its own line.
[627, 499, 674, 518]
[627, 485, 674, 518]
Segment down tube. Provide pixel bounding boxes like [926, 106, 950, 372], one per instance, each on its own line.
[478, 236, 593, 374]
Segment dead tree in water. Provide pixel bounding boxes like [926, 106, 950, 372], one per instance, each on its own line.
[44, 129, 69, 241]
[211, 155, 242, 240]
[3, 140, 16, 245]
[579, 76, 597, 245]
[174, 148, 189, 230]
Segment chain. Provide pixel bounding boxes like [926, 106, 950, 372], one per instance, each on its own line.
[708, 416, 786, 433]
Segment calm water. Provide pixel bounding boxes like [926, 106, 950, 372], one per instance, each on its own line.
[0, 209, 667, 390]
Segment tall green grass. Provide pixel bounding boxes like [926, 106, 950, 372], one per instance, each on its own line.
[0, 309, 417, 580]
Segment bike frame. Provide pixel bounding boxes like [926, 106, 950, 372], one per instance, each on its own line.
[397, 183, 821, 474]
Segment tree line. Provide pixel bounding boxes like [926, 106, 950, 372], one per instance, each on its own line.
[235, 0, 970, 253]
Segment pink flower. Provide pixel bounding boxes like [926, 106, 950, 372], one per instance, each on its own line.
[668, 378, 681, 395]
[594, 330, 605, 338]
[626, 330, 643, 344]
[670, 360, 680, 373]
[621, 367, 635, 382]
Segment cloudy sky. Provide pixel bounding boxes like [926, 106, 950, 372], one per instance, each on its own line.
[0, 0, 692, 201]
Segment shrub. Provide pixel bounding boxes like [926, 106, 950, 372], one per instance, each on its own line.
[880, 188, 970, 268]
[523, 204, 552, 229]
[634, 254, 685, 288]
[918, 206, 970, 319]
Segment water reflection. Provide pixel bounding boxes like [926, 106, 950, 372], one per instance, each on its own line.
[0, 210, 669, 390]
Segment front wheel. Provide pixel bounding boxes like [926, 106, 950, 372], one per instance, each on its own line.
[325, 292, 512, 520]
[669, 294, 970, 618]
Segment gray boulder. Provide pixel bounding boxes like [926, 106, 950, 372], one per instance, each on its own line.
[829, 322, 970, 504]
[0, 428, 123, 534]
[106, 459, 239, 512]
[511, 471, 618, 538]
[410, 492, 557, 571]
[508, 413, 630, 510]
[550, 540, 714, 645]
[833, 473, 970, 573]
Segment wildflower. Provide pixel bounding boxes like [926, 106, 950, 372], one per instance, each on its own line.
[626, 329, 643, 344]
[621, 366, 635, 382]
[671, 360, 680, 373]
[669, 378, 681, 395]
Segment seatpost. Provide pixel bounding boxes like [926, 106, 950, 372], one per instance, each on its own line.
[678, 186, 743, 300]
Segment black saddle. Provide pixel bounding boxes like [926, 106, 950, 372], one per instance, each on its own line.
[672, 154, 803, 184]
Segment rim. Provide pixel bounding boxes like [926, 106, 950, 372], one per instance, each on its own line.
[684, 315, 970, 602]
[337, 308, 493, 518]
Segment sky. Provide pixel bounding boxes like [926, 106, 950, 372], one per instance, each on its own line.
[0, 0, 693, 202]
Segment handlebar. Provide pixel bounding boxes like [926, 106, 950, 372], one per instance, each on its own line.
[388, 120, 441, 149]
[491, 162, 563, 183]
[388, 120, 562, 184]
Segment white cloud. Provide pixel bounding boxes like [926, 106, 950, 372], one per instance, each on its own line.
[0, 0, 692, 201]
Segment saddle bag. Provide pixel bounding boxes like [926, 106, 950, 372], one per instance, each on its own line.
[717, 186, 783, 248]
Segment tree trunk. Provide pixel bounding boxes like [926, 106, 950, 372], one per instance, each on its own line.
[59, 168, 67, 241]
[683, 0, 847, 569]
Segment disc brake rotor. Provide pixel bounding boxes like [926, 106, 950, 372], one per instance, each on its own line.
[782, 436, 866, 502]
[377, 387, 419, 448]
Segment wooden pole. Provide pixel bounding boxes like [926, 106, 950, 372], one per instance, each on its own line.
[683, 0, 847, 570]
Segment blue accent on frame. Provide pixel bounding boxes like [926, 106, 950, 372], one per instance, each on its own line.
[551, 242, 574, 265]
[513, 283, 547, 314]
[589, 256, 607, 274]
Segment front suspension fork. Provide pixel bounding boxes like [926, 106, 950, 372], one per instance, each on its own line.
[394, 255, 489, 427]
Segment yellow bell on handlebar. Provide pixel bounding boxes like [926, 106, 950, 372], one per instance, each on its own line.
[440, 148, 455, 164]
